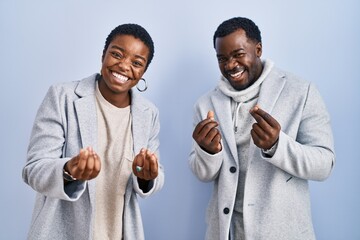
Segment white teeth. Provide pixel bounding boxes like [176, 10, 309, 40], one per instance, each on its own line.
[230, 69, 245, 78]
[112, 71, 129, 82]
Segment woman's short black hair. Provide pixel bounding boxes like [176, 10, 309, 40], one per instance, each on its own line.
[213, 17, 262, 48]
[103, 23, 154, 70]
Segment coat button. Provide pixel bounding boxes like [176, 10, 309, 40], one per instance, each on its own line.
[223, 208, 230, 214]
[230, 166, 236, 173]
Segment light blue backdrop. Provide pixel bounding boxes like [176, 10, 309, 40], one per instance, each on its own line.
[1, 0, 359, 239]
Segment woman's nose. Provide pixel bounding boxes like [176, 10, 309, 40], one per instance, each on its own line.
[117, 57, 131, 71]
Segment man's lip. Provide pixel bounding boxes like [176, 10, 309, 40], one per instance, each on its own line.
[228, 69, 245, 79]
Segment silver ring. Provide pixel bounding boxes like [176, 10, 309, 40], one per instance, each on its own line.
[136, 78, 148, 92]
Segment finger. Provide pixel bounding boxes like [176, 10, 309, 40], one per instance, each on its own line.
[75, 148, 89, 175]
[206, 127, 220, 142]
[142, 150, 152, 179]
[207, 110, 214, 120]
[250, 106, 279, 128]
[250, 110, 272, 132]
[92, 153, 101, 178]
[87, 150, 95, 169]
[193, 119, 218, 137]
[211, 134, 222, 152]
[148, 154, 158, 179]
[133, 148, 145, 173]
[252, 123, 267, 139]
[250, 128, 264, 147]
[83, 151, 95, 178]
[194, 122, 219, 140]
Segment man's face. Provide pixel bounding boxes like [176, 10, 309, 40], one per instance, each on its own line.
[215, 29, 263, 91]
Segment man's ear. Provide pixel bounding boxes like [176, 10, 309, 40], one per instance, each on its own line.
[256, 42, 262, 57]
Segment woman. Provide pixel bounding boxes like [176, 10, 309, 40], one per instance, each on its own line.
[22, 23, 164, 240]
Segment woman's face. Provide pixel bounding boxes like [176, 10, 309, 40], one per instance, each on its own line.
[100, 34, 149, 96]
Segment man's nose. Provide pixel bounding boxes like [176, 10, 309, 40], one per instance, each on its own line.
[225, 57, 237, 70]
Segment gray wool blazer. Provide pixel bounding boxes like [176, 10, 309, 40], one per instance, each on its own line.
[189, 66, 335, 240]
[23, 74, 164, 240]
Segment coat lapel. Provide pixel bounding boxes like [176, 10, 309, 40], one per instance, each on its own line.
[248, 68, 286, 158]
[211, 91, 239, 165]
[130, 91, 150, 154]
[74, 75, 98, 209]
[257, 68, 286, 113]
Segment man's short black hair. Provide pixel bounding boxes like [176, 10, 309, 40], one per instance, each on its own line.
[213, 17, 262, 48]
[103, 23, 154, 70]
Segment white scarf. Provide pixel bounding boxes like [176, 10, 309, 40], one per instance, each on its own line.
[217, 59, 274, 102]
[217, 59, 274, 132]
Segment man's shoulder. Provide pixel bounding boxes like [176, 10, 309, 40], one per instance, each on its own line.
[272, 66, 309, 84]
[268, 66, 311, 92]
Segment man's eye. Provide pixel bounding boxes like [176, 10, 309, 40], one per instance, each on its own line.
[217, 57, 227, 63]
[234, 53, 245, 58]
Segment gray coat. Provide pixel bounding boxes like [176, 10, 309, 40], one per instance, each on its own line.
[189, 66, 335, 240]
[23, 74, 164, 240]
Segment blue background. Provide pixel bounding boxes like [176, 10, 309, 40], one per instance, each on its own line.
[1, 0, 359, 239]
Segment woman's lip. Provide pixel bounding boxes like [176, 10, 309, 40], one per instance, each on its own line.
[111, 71, 129, 83]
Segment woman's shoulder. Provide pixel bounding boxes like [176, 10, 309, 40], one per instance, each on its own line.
[48, 74, 97, 96]
[131, 91, 159, 112]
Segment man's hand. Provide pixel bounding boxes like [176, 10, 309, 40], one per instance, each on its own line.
[132, 148, 158, 181]
[64, 147, 101, 181]
[192, 110, 222, 154]
[250, 105, 281, 150]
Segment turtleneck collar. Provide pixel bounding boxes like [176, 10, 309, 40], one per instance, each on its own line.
[217, 59, 274, 103]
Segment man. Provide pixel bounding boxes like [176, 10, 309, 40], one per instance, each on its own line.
[189, 17, 334, 240]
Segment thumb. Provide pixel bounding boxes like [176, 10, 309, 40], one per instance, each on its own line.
[207, 110, 214, 120]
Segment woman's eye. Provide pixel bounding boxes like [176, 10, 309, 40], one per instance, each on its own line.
[111, 52, 122, 59]
[133, 61, 144, 67]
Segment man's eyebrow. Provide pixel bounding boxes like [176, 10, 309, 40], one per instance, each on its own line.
[216, 48, 245, 57]
[231, 48, 245, 54]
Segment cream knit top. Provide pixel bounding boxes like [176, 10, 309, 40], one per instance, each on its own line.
[93, 82, 133, 240]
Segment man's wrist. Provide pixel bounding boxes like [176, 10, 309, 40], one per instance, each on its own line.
[262, 140, 279, 156]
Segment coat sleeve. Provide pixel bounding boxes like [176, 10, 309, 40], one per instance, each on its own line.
[264, 83, 335, 181]
[22, 85, 86, 200]
[189, 101, 224, 182]
[132, 107, 164, 198]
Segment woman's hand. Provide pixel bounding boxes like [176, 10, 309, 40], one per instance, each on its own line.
[132, 148, 158, 181]
[64, 147, 101, 181]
